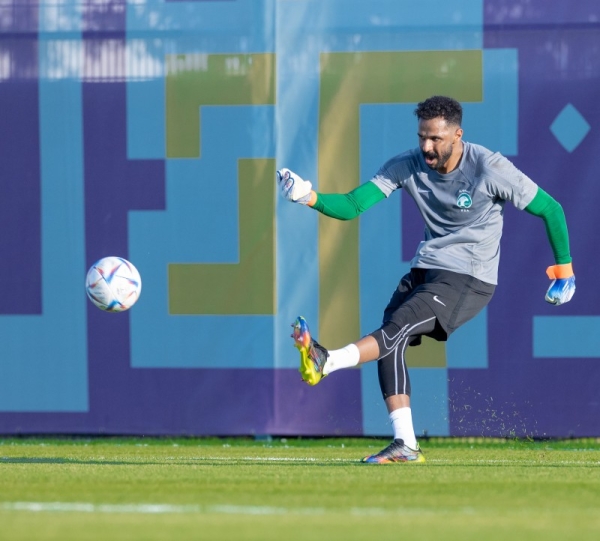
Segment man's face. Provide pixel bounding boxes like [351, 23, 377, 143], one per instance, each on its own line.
[417, 117, 463, 173]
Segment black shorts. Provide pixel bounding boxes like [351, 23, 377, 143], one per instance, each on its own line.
[383, 268, 496, 344]
[372, 268, 495, 399]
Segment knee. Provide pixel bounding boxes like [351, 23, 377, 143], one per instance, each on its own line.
[370, 321, 403, 355]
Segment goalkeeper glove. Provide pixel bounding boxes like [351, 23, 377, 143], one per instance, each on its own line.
[276, 168, 312, 204]
[545, 263, 575, 305]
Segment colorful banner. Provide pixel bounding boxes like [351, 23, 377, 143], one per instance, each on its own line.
[0, 0, 597, 437]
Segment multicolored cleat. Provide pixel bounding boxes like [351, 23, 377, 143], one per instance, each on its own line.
[292, 316, 329, 386]
[361, 439, 426, 464]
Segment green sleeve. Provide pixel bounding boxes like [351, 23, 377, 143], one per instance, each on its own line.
[312, 181, 386, 220]
[524, 187, 572, 264]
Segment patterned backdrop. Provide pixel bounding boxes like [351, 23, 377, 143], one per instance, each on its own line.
[0, 0, 598, 437]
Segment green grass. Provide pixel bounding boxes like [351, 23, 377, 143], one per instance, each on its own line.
[1, 437, 600, 541]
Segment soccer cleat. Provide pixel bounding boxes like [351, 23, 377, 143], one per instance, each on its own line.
[361, 439, 426, 464]
[292, 316, 329, 386]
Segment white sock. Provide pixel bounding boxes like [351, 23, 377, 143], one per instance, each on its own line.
[389, 407, 418, 449]
[323, 344, 360, 376]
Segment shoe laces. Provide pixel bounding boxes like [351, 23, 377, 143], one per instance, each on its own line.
[373, 439, 418, 459]
[310, 339, 329, 371]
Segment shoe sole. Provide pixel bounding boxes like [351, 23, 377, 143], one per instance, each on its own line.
[297, 345, 321, 386]
[293, 317, 322, 386]
[361, 455, 426, 464]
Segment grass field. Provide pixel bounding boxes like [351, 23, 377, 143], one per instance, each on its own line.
[1, 436, 600, 541]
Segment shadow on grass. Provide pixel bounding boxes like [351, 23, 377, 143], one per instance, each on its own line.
[0, 457, 160, 465]
[0, 456, 370, 467]
[2, 456, 596, 468]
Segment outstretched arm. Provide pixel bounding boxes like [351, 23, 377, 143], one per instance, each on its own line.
[310, 181, 386, 220]
[524, 187, 575, 305]
[276, 168, 385, 219]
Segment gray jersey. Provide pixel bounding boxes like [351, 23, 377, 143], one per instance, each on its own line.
[371, 141, 538, 285]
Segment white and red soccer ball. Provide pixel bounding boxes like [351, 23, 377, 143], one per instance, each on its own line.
[85, 256, 142, 312]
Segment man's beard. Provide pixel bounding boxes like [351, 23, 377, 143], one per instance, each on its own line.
[423, 144, 453, 171]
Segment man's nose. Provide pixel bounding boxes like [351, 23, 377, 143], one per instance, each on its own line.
[421, 139, 433, 152]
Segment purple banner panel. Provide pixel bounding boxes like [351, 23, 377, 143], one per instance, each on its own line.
[0, 4, 41, 314]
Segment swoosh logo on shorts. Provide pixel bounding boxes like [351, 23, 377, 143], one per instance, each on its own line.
[433, 295, 446, 306]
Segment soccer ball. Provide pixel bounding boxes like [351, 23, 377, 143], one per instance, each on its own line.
[85, 256, 142, 312]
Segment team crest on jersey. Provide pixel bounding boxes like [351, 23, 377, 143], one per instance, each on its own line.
[456, 191, 473, 211]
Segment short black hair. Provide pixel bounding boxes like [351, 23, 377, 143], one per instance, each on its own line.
[414, 96, 462, 127]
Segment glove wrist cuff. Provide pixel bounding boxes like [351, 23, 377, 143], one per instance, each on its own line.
[546, 262, 573, 279]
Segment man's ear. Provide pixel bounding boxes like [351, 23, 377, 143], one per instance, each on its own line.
[454, 128, 464, 142]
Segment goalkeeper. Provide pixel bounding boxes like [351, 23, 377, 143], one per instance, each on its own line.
[277, 95, 575, 464]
